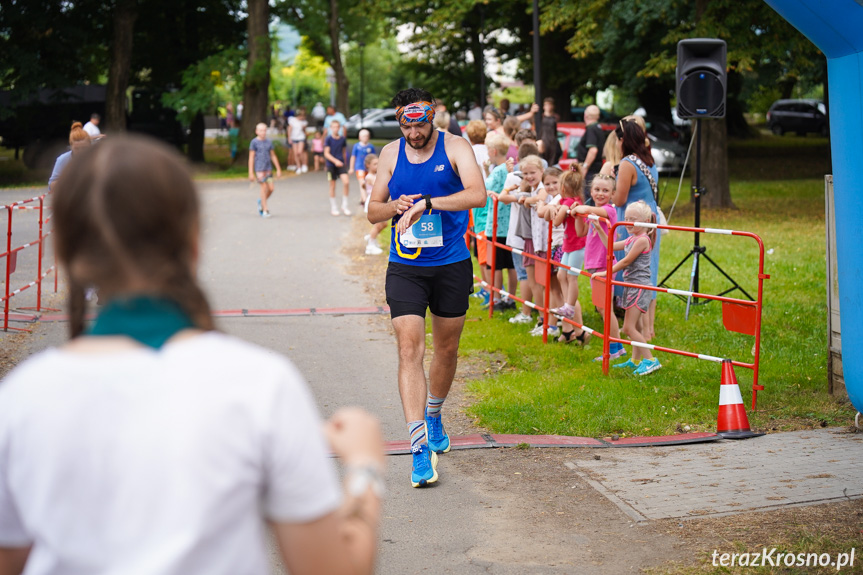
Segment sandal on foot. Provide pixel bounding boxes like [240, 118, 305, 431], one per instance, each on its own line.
[558, 330, 578, 344]
[575, 331, 591, 346]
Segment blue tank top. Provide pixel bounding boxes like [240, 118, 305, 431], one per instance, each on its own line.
[388, 133, 470, 266]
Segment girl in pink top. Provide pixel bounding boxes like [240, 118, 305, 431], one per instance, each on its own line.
[571, 173, 625, 360]
[550, 170, 589, 344]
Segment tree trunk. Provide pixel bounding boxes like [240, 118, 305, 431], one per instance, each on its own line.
[236, 0, 271, 166]
[187, 112, 205, 163]
[691, 0, 731, 208]
[328, 0, 349, 115]
[725, 71, 755, 138]
[692, 119, 733, 208]
[105, 0, 137, 133]
[638, 79, 674, 121]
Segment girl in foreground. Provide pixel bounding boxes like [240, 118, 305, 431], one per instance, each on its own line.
[592, 200, 662, 376]
[0, 136, 383, 575]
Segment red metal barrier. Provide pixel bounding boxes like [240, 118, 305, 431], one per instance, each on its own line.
[470, 198, 768, 410]
[2, 193, 58, 332]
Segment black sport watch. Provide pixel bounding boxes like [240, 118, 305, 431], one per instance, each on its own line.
[423, 194, 432, 211]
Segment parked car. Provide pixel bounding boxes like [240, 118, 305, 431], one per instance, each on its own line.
[556, 122, 685, 175]
[345, 108, 402, 139]
[766, 99, 828, 136]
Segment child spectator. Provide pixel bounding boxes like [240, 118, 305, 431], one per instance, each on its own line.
[591, 200, 661, 375]
[248, 122, 282, 218]
[503, 116, 521, 161]
[324, 120, 351, 216]
[501, 155, 550, 335]
[311, 130, 325, 172]
[571, 173, 626, 361]
[536, 167, 566, 337]
[500, 143, 540, 323]
[551, 169, 590, 344]
[466, 120, 491, 305]
[349, 129, 376, 206]
[483, 132, 517, 310]
[362, 154, 385, 255]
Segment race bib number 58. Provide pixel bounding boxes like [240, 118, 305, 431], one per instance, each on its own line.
[400, 214, 444, 248]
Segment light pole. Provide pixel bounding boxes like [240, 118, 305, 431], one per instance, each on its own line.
[532, 0, 541, 130]
[360, 42, 366, 124]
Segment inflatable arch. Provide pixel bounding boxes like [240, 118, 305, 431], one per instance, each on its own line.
[762, 0, 863, 415]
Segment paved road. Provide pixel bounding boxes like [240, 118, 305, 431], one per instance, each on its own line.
[3, 173, 862, 574]
[4, 174, 561, 574]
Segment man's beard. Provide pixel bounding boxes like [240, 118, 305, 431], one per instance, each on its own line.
[405, 130, 433, 151]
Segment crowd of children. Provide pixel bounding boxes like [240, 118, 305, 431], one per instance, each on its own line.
[467, 125, 663, 376]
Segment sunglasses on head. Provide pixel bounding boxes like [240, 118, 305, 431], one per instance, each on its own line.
[615, 127, 624, 138]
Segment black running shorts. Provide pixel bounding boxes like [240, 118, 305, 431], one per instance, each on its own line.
[386, 258, 473, 319]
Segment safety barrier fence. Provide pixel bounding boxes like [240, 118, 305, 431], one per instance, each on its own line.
[2, 193, 57, 332]
[471, 197, 767, 410]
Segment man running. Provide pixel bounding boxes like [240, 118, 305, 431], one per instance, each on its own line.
[368, 88, 485, 487]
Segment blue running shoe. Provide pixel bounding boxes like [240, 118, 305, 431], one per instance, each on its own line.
[410, 444, 439, 487]
[257, 199, 263, 215]
[634, 358, 662, 376]
[425, 408, 451, 454]
[612, 358, 640, 370]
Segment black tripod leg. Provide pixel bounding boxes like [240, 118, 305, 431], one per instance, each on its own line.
[685, 251, 700, 320]
[700, 251, 755, 301]
[659, 250, 694, 288]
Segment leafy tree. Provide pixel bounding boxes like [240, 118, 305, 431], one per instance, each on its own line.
[276, 0, 379, 114]
[238, 0, 274, 165]
[162, 48, 244, 161]
[0, 0, 104, 110]
[345, 37, 401, 111]
[270, 38, 331, 111]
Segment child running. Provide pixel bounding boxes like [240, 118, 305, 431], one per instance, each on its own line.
[311, 130, 325, 171]
[592, 200, 661, 375]
[323, 120, 351, 216]
[570, 173, 626, 361]
[362, 154, 385, 255]
[550, 169, 590, 344]
[248, 122, 282, 218]
[350, 129, 376, 206]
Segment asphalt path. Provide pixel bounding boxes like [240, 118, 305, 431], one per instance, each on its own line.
[3, 174, 534, 574]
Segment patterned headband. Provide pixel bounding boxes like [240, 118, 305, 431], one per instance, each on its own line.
[396, 101, 435, 126]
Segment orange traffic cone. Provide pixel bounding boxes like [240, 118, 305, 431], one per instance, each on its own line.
[717, 359, 763, 439]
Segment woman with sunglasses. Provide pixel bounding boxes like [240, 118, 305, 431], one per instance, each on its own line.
[613, 119, 661, 341]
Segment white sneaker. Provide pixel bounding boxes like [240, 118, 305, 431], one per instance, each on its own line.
[261, 211, 272, 219]
[365, 242, 383, 255]
[529, 324, 545, 336]
[509, 312, 533, 324]
[342, 205, 352, 216]
[331, 207, 340, 216]
[301, 165, 308, 173]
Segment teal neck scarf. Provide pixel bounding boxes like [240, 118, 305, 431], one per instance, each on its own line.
[87, 295, 195, 349]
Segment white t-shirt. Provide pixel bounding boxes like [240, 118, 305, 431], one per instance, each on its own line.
[0, 332, 341, 575]
[83, 121, 100, 137]
[288, 116, 308, 142]
[471, 144, 489, 178]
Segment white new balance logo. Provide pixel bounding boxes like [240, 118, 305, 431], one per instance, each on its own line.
[434, 164, 445, 172]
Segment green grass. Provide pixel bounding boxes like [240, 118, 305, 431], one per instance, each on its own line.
[459, 145, 854, 438]
[649, 529, 861, 574]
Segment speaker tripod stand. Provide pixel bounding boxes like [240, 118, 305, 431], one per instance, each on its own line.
[658, 119, 753, 320]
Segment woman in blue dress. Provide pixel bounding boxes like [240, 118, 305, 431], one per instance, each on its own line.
[612, 119, 661, 340]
